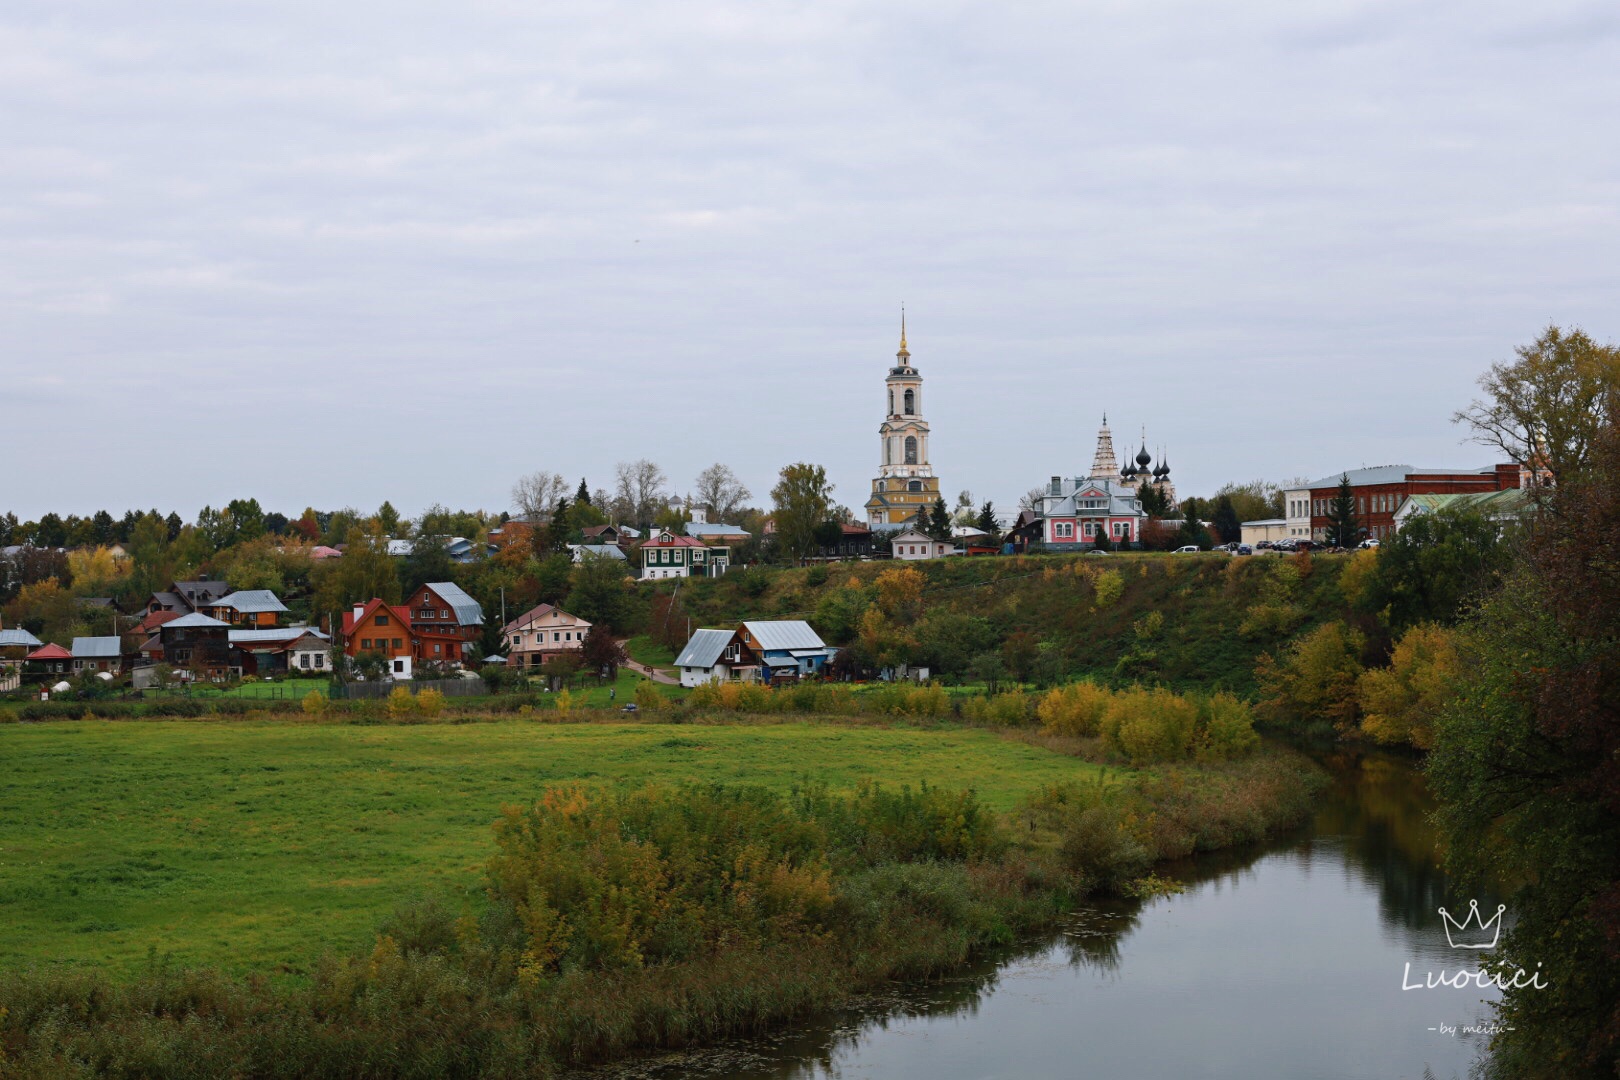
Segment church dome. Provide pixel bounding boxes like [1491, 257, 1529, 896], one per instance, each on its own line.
[1135, 444, 1152, 468]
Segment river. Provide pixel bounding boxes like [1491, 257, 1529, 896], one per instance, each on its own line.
[589, 747, 1502, 1080]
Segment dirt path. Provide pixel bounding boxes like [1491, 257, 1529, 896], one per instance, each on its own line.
[621, 653, 681, 685]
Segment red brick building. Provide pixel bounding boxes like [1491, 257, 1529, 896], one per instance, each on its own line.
[1286, 464, 1524, 543]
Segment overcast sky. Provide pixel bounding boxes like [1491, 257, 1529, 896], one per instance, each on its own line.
[4, 0, 1617, 522]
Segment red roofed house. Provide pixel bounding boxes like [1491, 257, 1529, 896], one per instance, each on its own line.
[342, 599, 416, 678]
[25, 643, 73, 679]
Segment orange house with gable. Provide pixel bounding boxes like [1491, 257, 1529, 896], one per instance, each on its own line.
[341, 599, 416, 678]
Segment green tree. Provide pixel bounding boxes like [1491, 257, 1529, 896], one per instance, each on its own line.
[1359, 507, 1513, 631]
[376, 501, 402, 536]
[1137, 483, 1169, 517]
[565, 551, 631, 631]
[1212, 496, 1241, 544]
[770, 463, 834, 564]
[1211, 479, 1284, 522]
[1428, 419, 1620, 1076]
[1454, 323, 1620, 489]
[226, 498, 267, 542]
[400, 532, 454, 599]
[575, 478, 592, 506]
[533, 553, 574, 606]
[1324, 474, 1360, 548]
[34, 513, 65, 548]
[926, 497, 952, 541]
[91, 510, 116, 545]
[974, 501, 1000, 543]
[163, 511, 182, 541]
[311, 526, 399, 622]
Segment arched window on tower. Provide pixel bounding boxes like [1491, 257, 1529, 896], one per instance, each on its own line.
[908, 480, 922, 492]
[903, 388, 915, 414]
[889, 390, 895, 416]
[904, 435, 918, 464]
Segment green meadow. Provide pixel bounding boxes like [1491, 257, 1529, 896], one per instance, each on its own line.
[0, 718, 1105, 975]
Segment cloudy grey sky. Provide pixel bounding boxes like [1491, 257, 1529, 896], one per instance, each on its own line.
[5, 0, 1618, 522]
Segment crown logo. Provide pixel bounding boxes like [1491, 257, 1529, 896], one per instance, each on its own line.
[1438, 900, 1506, 950]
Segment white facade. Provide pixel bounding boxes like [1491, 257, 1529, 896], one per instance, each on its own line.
[1283, 488, 1313, 538]
[288, 634, 330, 673]
[890, 529, 953, 560]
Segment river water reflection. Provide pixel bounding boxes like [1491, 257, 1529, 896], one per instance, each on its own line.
[593, 749, 1500, 1080]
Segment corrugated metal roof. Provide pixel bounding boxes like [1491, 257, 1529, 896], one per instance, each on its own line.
[741, 620, 826, 652]
[675, 628, 734, 669]
[386, 540, 414, 556]
[71, 636, 122, 658]
[213, 589, 288, 613]
[425, 582, 484, 626]
[0, 628, 43, 648]
[573, 544, 626, 560]
[228, 627, 329, 645]
[163, 613, 231, 630]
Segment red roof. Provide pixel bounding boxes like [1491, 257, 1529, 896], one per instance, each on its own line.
[134, 609, 182, 634]
[643, 532, 704, 548]
[26, 643, 72, 660]
[341, 599, 413, 636]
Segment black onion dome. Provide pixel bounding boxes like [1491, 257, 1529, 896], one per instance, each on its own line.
[1135, 444, 1152, 468]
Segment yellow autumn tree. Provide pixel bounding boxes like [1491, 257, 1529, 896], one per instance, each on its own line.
[1357, 623, 1460, 750]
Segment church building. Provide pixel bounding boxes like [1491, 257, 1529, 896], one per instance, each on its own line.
[864, 315, 943, 527]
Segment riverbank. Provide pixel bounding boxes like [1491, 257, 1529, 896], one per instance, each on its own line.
[0, 715, 1323, 1078]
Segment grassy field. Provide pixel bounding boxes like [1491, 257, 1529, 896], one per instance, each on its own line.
[0, 717, 1108, 975]
[623, 634, 678, 669]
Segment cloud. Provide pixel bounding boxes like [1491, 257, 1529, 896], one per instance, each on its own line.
[0, 0, 1615, 518]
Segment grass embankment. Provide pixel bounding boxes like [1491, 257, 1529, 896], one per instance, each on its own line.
[0, 710, 1322, 1078]
[0, 719, 1107, 974]
[671, 551, 1353, 695]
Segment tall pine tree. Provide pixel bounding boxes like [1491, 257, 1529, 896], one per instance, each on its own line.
[1326, 474, 1360, 548]
[927, 496, 952, 541]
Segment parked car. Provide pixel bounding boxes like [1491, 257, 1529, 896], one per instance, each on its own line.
[1255, 540, 1275, 551]
[1235, 544, 1253, 555]
[1085, 548, 1110, 555]
[1358, 539, 1381, 549]
[1173, 545, 1201, 554]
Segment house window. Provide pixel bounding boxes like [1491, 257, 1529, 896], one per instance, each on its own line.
[393, 638, 402, 649]
[441, 609, 449, 619]
[422, 609, 434, 619]
[434, 644, 442, 654]
[315, 654, 324, 669]
[908, 480, 922, 492]
[361, 638, 372, 649]
[376, 614, 389, 626]
[300, 654, 310, 669]
[393, 660, 405, 673]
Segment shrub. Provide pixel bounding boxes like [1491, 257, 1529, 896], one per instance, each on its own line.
[1357, 622, 1459, 750]
[633, 680, 665, 711]
[1092, 569, 1124, 609]
[1254, 620, 1365, 731]
[554, 689, 574, 718]
[301, 689, 328, 717]
[1100, 687, 1197, 764]
[1037, 681, 1113, 736]
[386, 685, 418, 718]
[1196, 691, 1260, 760]
[416, 687, 446, 719]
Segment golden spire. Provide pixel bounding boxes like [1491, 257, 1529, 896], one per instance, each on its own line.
[897, 304, 910, 359]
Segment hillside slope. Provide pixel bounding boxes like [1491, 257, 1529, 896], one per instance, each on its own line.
[651, 552, 1360, 696]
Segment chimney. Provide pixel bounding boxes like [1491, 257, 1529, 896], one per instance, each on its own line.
[353, 602, 366, 624]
